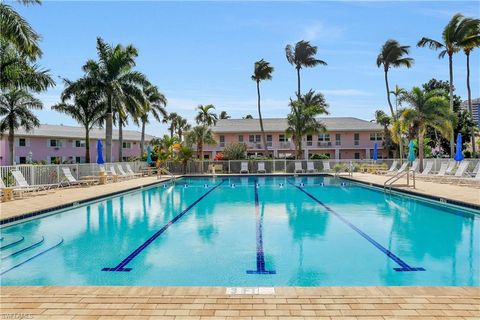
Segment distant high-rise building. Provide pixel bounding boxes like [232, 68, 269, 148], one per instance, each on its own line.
[462, 98, 480, 127]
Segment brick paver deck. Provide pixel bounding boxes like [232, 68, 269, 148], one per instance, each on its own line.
[1, 286, 478, 319]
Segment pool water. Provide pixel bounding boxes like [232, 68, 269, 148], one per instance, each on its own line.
[1, 176, 478, 286]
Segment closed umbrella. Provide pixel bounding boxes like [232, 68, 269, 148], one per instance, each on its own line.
[373, 143, 378, 162]
[408, 140, 415, 162]
[146, 145, 152, 164]
[454, 133, 464, 161]
[96, 139, 104, 164]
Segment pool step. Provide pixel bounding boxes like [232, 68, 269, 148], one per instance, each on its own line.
[1, 235, 45, 259]
[0, 235, 63, 275]
[0, 234, 25, 249]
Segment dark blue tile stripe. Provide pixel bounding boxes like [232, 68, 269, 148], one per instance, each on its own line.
[102, 179, 226, 272]
[246, 179, 276, 275]
[288, 181, 425, 272]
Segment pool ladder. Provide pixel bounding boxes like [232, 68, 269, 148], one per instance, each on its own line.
[158, 167, 176, 182]
[384, 169, 416, 192]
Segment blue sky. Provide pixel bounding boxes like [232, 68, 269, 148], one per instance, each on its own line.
[16, 1, 480, 136]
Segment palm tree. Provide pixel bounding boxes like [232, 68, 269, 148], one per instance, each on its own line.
[176, 116, 191, 141]
[400, 87, 454, 172]
[164, 112, 179, 138]
[195, 104, 217, 126]
[0, 0, 42, 59]
[0, 89, 42, 165]
[135, 85, 167, 155]
[376, 40, 414, 160]
[185, 125, 216, 160]
[286, 90, 329, 159]
[76, 37, 147, 162]
[177, 146, 194, 174]
[285, 40, 327, 97]
[390, 85, 406, 114]
[457, 18, 480, 158]
[52, 81, 105, 163]
[251, 59, 274, 156]
[219, 111, 230, 119]
[417, 13, 478, 156]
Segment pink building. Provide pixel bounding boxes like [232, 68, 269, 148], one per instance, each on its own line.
[0, 124, 155, 165]
[203, 117, 388, 160]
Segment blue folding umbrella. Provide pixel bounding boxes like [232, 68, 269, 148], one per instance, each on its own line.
[372, 143, 378, 161]
[408, 140, 415, 162]
[96, 139, 104, 164]
[146, 145, 152, 164]
[454, 133, 464, 161]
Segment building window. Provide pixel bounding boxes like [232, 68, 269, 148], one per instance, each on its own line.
[318, 134, 330, 141]
[249, 135, 260, 142]
[219, 135, 225, 147]
[306, 135, 313, 146]
[122, 156, 129, 162]
[122, 142, 131, 149]
[370, 132, 383, 141]
[354, 152, 360, 159]
[238, 135, 244, 142]
[75, 140, 86, 148]
[50, 139, 62, 147]
[18, 138, 26, 147]
[75, 156, 86, 163]
[267, 135, 272, 147]
[19, 156, 27, 164]
[335, 134, 341, 146]
[279, 134, 286, 142]
[354, 133, 360, 146]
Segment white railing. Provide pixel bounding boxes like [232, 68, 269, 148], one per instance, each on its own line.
[0, 161, 148, 187]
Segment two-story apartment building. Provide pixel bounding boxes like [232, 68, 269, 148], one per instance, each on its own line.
[0, 124, 154, 165]
[203, 117, 387, 160]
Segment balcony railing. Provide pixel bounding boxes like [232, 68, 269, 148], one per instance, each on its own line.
[316, 141, 332, 147]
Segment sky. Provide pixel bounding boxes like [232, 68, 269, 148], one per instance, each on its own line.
[14, 0, 480, 136]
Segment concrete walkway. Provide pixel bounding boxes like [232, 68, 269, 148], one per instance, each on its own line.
[1, 286, 478, 319]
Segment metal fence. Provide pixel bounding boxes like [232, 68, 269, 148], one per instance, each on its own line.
[0, 161, 148, 187]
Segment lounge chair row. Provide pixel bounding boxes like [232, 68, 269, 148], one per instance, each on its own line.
[238, 161, 332, 174]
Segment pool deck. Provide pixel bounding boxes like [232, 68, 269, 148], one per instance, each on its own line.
[1, 286, 478, 319]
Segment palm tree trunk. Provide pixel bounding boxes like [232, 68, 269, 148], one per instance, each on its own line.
[118, 119, 123, 162]
[418, 126, 424, 172]
[105, 95, 113, 163]
[297, 136, 303, 160]
[8, 126, 14, 165]
[257, 81, 269, 156]
[448, 53, 455, 157]
[384, 69, 403, 160]
[296, 67, 301, 98]
[140, 119, 146, 156]
[466, 51, 475, 158]
[85, 128, 90, 163]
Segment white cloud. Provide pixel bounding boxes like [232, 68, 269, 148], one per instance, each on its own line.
[301, 22, 345, 41]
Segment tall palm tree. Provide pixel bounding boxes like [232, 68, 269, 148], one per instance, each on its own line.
[185, 125, 216, 160]
[219, 111, 230, 119]
[286, 90, 329, 159]
[457, 19, 480, 158]
[0, 0, 42, 59]
[0, 89, 42, 165]
[400, 87, 454, 172]
[417, 13, 478, 156]
[195, 104, 217, 126]
[176, 116, 191, 141]
[135, 85, 167, 155]
[390, 85, 406, 114]
[52, 81, 105, 163]
[285, 40, 327, 97]
[376, 40, 414, 160]
[164, 112, 179, 138]
[76, 37, 147, 162]
[251, 59, 274, 156]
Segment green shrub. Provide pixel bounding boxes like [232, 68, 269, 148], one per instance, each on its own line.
[310, 154, 330, 160]
[223, 142, 247, 160]
[333, 163, 346, 173]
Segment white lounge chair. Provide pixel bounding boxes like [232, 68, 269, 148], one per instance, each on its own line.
[386, 160, 398, 174]
[418, 161, 433, 176]
[116, 165, 133, 179]
[453, 161, 469, 177]
[109, 165, 128, 180]
[240, 162, 249, 174]
[322, 161, 331, 172]
[0, 177, 36, 198]
[306, 161, 317, 173]
[419, 162, 448, 180]
[445, 160, 456, 175]
[410, 159, 419, 172]
[257, 162, 266, 174]
[125, 164, 143, 177]
[11, 170, 59, 192]
[387, 162, 408, 176]
[470, 161, 480, 178]
[294, 162, 304, 173]
[61, 167, 96, 187]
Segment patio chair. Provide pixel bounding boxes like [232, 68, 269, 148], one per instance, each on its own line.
[257, 162, 266, 174]
[322, 161, 331, 172]
[11, 170, 59, 192]
[294, 162, 304, 173]
[470, 161, 480, 178]
[418, 161, 433, 176]
[61, 167, 96, 187]
[419, 162, 448, 180]
[125, 164, 143, 177]
[240, 162, 249, 174]
[387, 162, 408, 176]
[410, 159, 419, 172]
[0, 178, 36, 199]
[445, 160, 457, 175]
[385, 160, 398, 174]
[306, 161, 317, 173]
[109, 166, 128, 181]
[116, 165, 133, 179]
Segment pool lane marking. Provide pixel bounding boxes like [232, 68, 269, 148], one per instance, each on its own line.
[246, 179, 276, 275]
[102, 179, 226, 272]
[288, 181, 425, 272]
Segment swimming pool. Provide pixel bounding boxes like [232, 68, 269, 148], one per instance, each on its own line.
[1, 176, 478, 286]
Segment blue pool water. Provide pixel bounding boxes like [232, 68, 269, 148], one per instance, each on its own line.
[1, 176, 478, 286]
